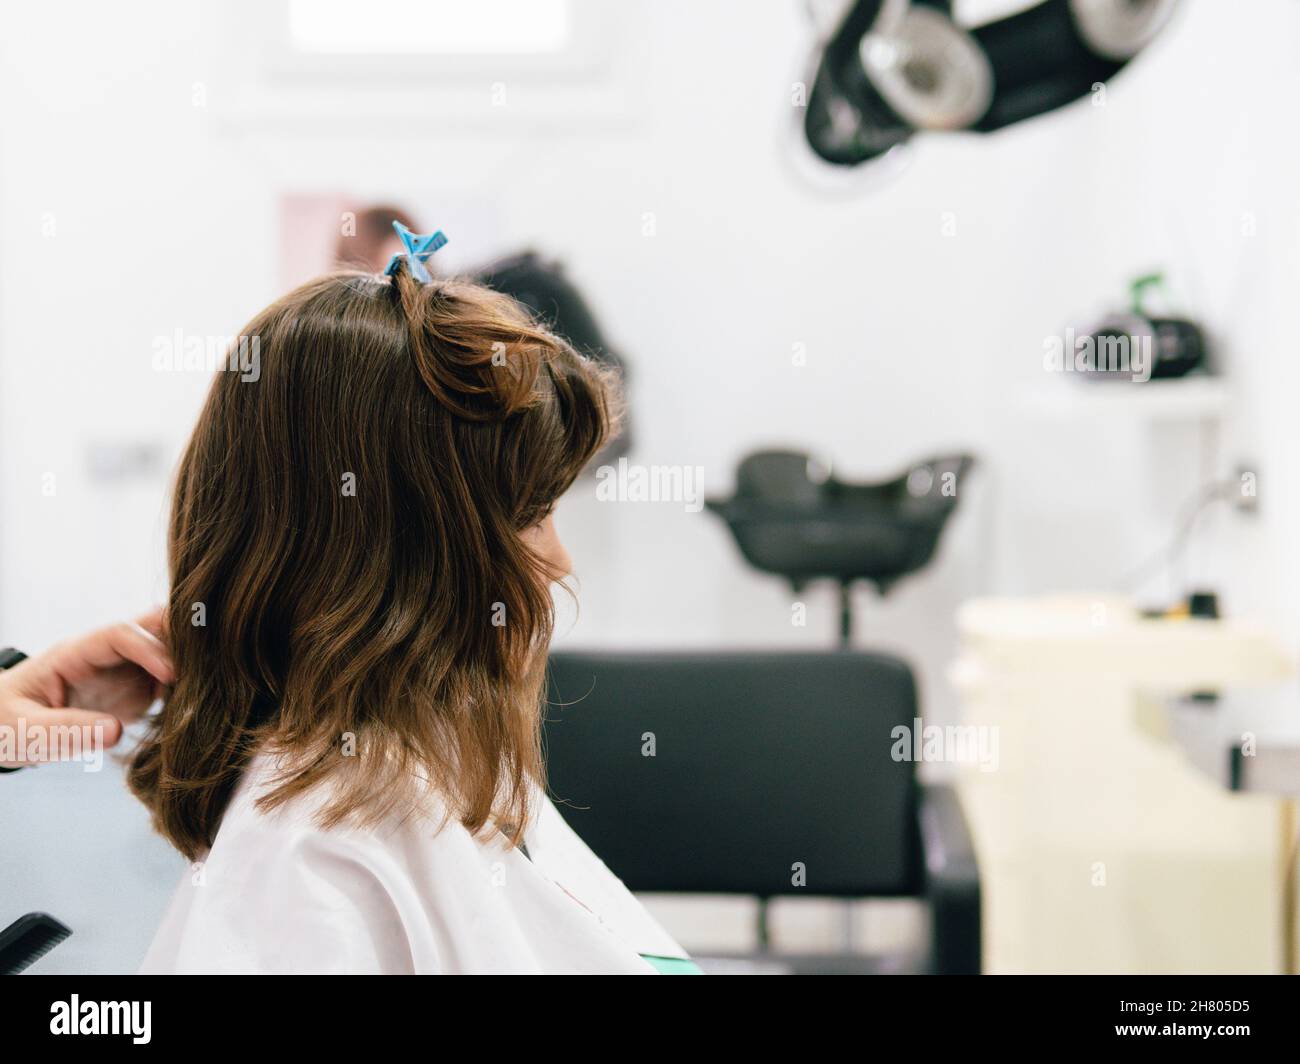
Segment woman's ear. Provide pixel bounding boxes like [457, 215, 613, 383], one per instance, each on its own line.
[520, 513, 572, 582]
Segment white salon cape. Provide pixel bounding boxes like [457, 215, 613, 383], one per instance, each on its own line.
[140, 753, 691, 974]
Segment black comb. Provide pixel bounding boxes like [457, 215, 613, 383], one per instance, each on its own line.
[0, 912, 72, 974]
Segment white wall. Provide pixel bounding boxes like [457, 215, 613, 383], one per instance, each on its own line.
[1, 0, 1297, 970]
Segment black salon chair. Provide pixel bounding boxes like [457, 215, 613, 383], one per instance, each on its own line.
[544, 650, 981, 974]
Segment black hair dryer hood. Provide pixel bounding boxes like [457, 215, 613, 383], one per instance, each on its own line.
[706, 450, 975, 644]
[802, 0, 1179, 169]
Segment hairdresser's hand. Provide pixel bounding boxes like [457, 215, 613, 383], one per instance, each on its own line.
[0, 609, 173, 769]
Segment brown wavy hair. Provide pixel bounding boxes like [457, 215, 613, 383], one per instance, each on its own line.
[128, 265, 620, 861]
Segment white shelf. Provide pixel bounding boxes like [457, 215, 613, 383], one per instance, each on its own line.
[1016, 375, 1229, 422]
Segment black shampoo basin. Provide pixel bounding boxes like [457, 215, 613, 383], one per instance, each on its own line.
[706, 450, 975, 641]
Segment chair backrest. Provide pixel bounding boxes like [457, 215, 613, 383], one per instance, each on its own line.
[543, 650, 923, 898]
[734, 450, 824, 506]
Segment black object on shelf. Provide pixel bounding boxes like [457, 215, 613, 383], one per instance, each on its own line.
[1188, 589, 1220, 619]
[1083, 273, 1209, 382]
[706, 450, 975, 645]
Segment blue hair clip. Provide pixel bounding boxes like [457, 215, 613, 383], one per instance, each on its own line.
[384, 220, 448, 284]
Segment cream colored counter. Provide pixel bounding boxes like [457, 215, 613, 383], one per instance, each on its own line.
[951, 595, 1297, 974]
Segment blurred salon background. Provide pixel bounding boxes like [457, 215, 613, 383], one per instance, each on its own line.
[3, 0, 1300, 973]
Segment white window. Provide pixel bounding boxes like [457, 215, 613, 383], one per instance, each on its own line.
[208, 0, 632, 127]
[285, 0, 574, 57]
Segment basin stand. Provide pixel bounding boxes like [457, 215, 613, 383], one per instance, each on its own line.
[838, 581, 854, 648]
